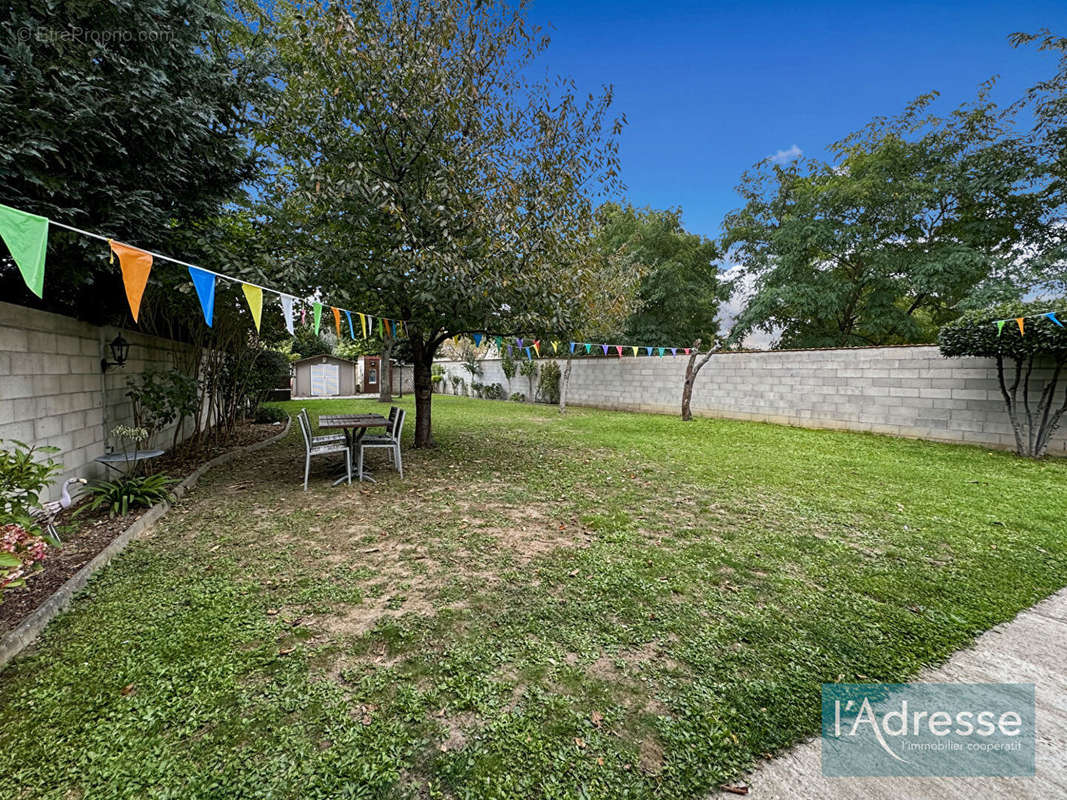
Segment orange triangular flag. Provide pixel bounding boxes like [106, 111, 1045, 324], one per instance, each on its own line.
[109, 241, 153, 323]
[1016, 317, 1025, 336]
[332, 306, 342, 337]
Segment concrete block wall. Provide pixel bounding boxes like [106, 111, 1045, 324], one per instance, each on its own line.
[434, 346, 1067, 455]
[0, 301, 200, 500]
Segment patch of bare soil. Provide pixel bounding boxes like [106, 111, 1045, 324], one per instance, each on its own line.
[0, 421, 282, 636]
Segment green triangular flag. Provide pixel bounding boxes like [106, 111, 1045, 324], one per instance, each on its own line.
[313, 302, 323, 334]
[0, 203, 49, 297]
[995, 320, 1005, 336]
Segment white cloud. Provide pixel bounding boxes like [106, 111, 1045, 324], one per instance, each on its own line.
[717, 264, 779, 350]
[769, 144, 803, 165]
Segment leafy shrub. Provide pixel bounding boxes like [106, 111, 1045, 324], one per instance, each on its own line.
[940, 302, 1067, 457]
[0, 440, 62, 535]
[450, 374, 465, 395]
[431, 364, 445, 393]
[1, 522, 49, 598]
[254, 406, 289, 424]
[519, 359, 538, 401]
[510, 392, 526, 402]
[471, 381, 485, 398]
[77, 474, 177, 518]
[501, 348, 517, 385]
[537, 361, 561, 404]
[126, 369, 199, 449]
[484, 383, 505, 400]
[248, 350, 291, 410]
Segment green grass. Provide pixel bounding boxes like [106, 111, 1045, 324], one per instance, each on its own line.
[2, 396, 1066, 799]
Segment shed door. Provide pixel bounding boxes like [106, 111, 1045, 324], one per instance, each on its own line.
[310, 363, 340, 396]
[363, 356, 380, 393]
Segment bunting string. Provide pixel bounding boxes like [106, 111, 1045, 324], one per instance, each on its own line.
[0, 202, 407, 338]
[461, 333, 696, 359]
[992, 309, 1065, 336]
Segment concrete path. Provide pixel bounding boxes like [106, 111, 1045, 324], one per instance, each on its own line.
[712, 588, 1067, 799]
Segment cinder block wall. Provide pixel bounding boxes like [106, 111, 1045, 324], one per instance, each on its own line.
[0, 301, 201, 500]
[434, 346, 1066, 455]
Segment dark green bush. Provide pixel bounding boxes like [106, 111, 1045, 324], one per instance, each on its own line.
[254, 406, 289, 424]
[537, 361, 561, 404]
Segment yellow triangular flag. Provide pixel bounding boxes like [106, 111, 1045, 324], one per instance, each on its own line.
[242, 284, 263, 332]
[552, 341, 559, 353]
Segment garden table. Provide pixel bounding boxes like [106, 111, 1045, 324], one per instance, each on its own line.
[317, 414, 389, 484]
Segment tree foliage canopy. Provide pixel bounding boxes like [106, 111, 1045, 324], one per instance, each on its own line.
[724, 61, 1063, 349]
[0, 0, 273, 325]
[263, 0, 623, 445]
[593, 203, 726, 346]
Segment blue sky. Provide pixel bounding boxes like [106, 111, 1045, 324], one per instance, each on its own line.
[527, 0, 1063, 242]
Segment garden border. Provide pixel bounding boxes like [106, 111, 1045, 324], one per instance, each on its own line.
[0, 416, 292, 671]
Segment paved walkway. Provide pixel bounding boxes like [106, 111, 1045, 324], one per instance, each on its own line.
[712, 588, 1067, 799]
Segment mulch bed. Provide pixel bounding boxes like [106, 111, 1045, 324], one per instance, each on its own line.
[0, 421, 284, 636]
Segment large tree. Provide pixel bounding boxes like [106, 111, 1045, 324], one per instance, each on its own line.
[594, 203, 727, 347]
[0, 0, 273, 326]
[723, 88, 1044, 349]
[264, 0, 622, 447]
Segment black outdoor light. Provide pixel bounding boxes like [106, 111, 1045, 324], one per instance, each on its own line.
[101, 334, 130, 373]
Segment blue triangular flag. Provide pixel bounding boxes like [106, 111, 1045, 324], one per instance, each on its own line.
[645, 346, 653, 356]
[569, 342, 576, 354]
[473, 333, 483, 347]
[601, 344, 608, 354]
[344, 310, 355, 338]
[188, 267, 215, 327]
[525, 346, 532, 359]
[1045, 312, 1063, 327]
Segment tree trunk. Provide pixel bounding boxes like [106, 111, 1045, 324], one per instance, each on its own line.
[379, 330, 394, 403]
[412, 338, 435, 448]
[681, 339, 715, 421]
[559, 355, 573, 414]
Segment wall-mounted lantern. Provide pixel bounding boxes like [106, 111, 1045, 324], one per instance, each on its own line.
[101, 333, 130, 373]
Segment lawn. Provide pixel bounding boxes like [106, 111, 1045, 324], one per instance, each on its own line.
[2, 396, 1066, 799]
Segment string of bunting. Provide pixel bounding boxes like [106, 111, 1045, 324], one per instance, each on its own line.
[0, 202, 407, 340]
[453, 334, 697, 359]
[993, 310, 1064, 337]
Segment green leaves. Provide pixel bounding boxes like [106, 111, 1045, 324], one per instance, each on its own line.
[0, 0, 275, 324]
[725, 82, 1053, 349]
[938, 302, 1067, 361]
[0, 552, 21, 568]
[0, 440, 62, 533]
[77, 474, 177, 519]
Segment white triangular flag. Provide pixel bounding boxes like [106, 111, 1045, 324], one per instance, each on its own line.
[280, 295, 295, 335]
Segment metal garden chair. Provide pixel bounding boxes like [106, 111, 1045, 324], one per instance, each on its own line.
[357, 408, 405, 479]
[298, 409, 352, 490]
[299, 408, 347, 446]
